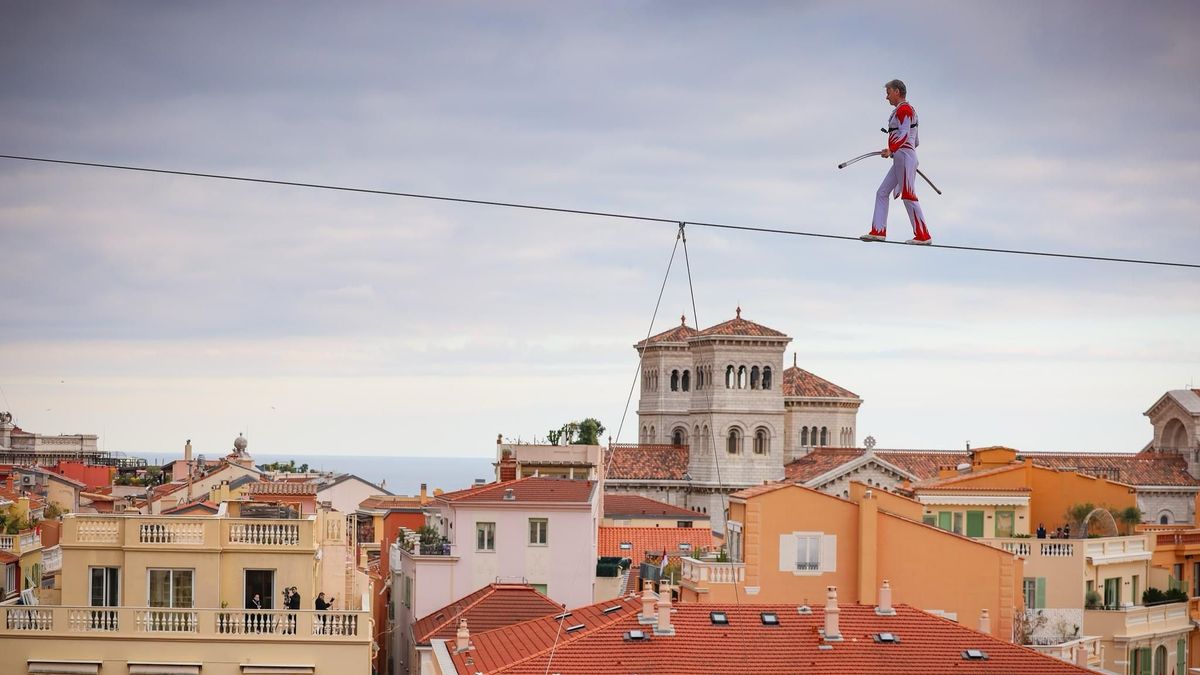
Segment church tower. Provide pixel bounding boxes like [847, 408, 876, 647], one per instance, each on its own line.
[634, 315, 698, 445]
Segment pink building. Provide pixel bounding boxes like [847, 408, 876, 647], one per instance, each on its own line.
[390, 477, 599, 675]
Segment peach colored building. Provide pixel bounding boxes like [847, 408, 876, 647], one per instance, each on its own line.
[680, 481, 1022, 640]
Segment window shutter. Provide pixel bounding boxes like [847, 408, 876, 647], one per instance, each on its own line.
[966, 511, 984, 538]
[1178, 638, 1186, 674]
[1139, 646, 1151, 675]
[820, 535, 837, 573]
[779, 534, 797, 572]
[1035, 577, 1046, 610]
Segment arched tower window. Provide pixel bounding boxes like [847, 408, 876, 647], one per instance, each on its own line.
[672, 427, 686, 447]
[737, 366, 747, 389]
[702, 425, 709, 452]
[820, 427, 828, 446]
[696, 368, 703, 390]
[801, 426, 809, 447]
[762, 366, 772, 390]
[1161, 513, 1172, 525]
[649, 426, 655, 443]
[670, 370, 679, 392]
[682, 370, 690, 392]
[726, 365, 735, 389]
[641, 425, 648, 443]
[750, 366, 760, 390]
[754, 428, 768, 454]
[727, 428, 742, 454]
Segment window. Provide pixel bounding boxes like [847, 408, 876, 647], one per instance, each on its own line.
[476, 522, 496, 551]
[995, 511, 1015, 538]
[672, 428, 686, 447]
[3, 563, 16, 598]
[670, 370, 679, 391]
[796, 535, 820, 571]
[754, 429, 768, 455]
[966, 511, 984, 538]
[801, 426, 809, 447]
[727, 428, 742, 455]
[90, 567, 120, 607]
[403, 575, 412, 608]
[696, 368, 703, 390]
[682, 370, 690, 392]
[1154, 645, 1167, 675]
[1178, 638, 1187, 674]
[1022, 577, 1045, 609]
[1161, 513, 1171, 525]
[676, 521, 693, 528]
[737, 366, 747, 389]
[529, 518, 548, 545]
[726, 365, 735, 388]
[531, 583, 548, 595]
[1132, 575, 1140, 606]
[148, 569, 193, 608]
[952, 512, 964, 535]
[762, 367, 772, 390]
[1103, 577, 1120, 609]
[1193, 562, 1200, 597]
[820, 426, 828, 446]
[750, 366, 760, 390]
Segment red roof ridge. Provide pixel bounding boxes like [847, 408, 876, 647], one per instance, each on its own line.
[413, 583, 562, 644]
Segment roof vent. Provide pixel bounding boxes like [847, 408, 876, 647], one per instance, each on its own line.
[602, 605, 623, 614]
[678, 542, 692, 551]
[797, 605, 813, 614]
[760, 612, 779, 626]
[962, 649, 989, 661]
[503, 488, 516, 500]
[565, 624, 586, 633]
[624, 629, 648, 641]
[619, 542, 633, 550]
[873, 632, 900, 643]
[709, 611, 729, 625]
[553, 611, 572, 620]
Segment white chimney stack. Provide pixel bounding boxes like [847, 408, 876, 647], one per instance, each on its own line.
[824, 586, 842, 641]
[877, 579, 895, 615]
[978, 608, 991, 635]
[655, 583, 674, 635]
[184, 439, 192, 462]
[455, 618, 469, 652]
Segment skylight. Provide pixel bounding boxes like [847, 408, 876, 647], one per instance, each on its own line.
[760, 612, 779, 625]
[602, 605, 623, 614]
[874, 632, 899, 643]
[565, 624, 586, 633]
[553, 611, 572, 620]
[710, 611, 729, 625]
[619, 542, 633, 550]
[625, 629, 647, 641]
[962, 649, 988, 661]
[679, 542, 692, 550]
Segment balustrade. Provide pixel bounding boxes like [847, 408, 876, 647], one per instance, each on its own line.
[0, 535, 13, 552]
[227, 521, 301, 546]
[681, 557, 744, 584]
[139, 521, 205, 545]
[0, 607, 367, 641]
[75, 518, 120, 544]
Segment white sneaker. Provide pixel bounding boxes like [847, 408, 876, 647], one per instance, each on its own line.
[905, 237, 932, 245]
[860, 233, 886, 242]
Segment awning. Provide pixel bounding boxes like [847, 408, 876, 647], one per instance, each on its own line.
[128, 663, 202, 675]
[27, 661, 101, 675]
[240, 666, 316, 675]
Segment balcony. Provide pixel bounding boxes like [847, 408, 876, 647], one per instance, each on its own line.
[680, 557, 745, 585]
[985, 535, 1150, 566]
[0, 530, 42, 555]
[62, 514, 316, 551]
[40, 546, 61, 574]
[1084, 602, 1190, 640]
[0, 606, 369, 642]
[1026, 635, 1104, 668]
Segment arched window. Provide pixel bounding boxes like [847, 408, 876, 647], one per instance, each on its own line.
[727, 428, 741, 454]
[754, 428, 768, 454]
[737, 366, 747, 389]
[672, 428, 686, 447]
[702, 425, 709, 452]
[762, 366, 772, 390]
[726, 365, 735, 389]
[641, 425, 648, 443]
[801, 427, 809, 447]
[750, 366, 760, 390]
[1161, 513, 1172, 525]
[696, 368, 703, 390]
[670, 370, 679, 392]
[649, 426, 655, 442]
[1154, 645, 1167, 675]
[682, 370, 690, 392]
[820, 427, 828, 446]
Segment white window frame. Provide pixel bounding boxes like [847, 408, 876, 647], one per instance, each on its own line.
[796, 534, 820, 571]
[476, 522, 496, 552]
[529, 518, 548, 546]
[146, 568, 195, 608]
[779, 532, 836, 576]
[4, 563, 15, 598]
[89, 566, 120, 607]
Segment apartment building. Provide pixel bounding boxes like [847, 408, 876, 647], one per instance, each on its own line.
[0, 505, 372, 675]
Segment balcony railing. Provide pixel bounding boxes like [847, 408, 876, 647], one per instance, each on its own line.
[0, 530, 42, 555]
[680, 557, 744, 585]
[1026, 635, 1104, 667]
[0, 606, 368, 642]
[40, 545, 61, 574]
[1083, 602, 1190, 639]
[986, 535, 1149, 564]
[62, 515, 316, 550]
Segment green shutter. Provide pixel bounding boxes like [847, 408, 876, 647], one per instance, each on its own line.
[1139, 646, 1151, 675]
[922, 514, 936, 526]
[937, 512, 952, 531]
[966, 511, 985, 538]
[1035, 577, 1046, 610]
[1178, 638, 1186, 673]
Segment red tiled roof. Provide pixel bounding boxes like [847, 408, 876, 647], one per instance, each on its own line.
[436, 477, 595, 504]
[0, 551, 18, 563]
[635, 316, 698, 347]
[244, 482, 316, 496]
[359, 495, 425, 510]
[597, 526, 715, 561]
[604, 445, 689, 481]
[781, 366, 858, 399]
[784, 448, 867, 482]
[452, 602, 1091, 674]
[603, 494, 705, 519]
[412, 584, 563, 646]
[161, 500, 219, 515]
[730, 481, 795, 500]
[695, 308, 787, 338]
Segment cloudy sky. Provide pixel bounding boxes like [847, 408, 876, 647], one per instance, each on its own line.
[1, 1, 1197, 460]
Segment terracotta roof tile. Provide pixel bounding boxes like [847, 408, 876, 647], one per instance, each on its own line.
[452, 602, 1092, 674]
[597, 526, 716, 561]
[695, 308, 788, 338]
[635, 316, 699, 347]
[781, 366, 858, 399]
[412, 583, 563, 645]
[784, 448, 867, 482]
[358, 495, 426, 511]
[436, 477, 595, 504]
[604, 445, 689, 481]
[603, 494, 704, 519]
[244, 482, 316, 496]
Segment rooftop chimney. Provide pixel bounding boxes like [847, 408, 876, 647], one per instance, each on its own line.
[419, 483, 428, 504]
[978, 608, 991, 635]
[184, 439, 192, 462]
[502, 488, 515, 501]
[455, 618, 469, 652]
[876, 579, 895, 616]
[824, 586, 842, 641]
[499, 451, 518, 482]
[655, 583, 674, 635]
[640, 580, 656, 623]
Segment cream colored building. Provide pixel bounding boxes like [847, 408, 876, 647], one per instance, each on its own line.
[0, 506, 372, 675]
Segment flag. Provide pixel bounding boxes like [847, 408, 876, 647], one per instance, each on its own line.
[659, 548, 668, 574]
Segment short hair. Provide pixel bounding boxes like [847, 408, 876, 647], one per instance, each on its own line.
[884, 79, 906, 97]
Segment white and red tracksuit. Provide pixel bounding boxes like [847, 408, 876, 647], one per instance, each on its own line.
[867, 101, 931, 241]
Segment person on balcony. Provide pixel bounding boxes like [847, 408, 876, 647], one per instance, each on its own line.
[286, 586, 300, 634]
[315, 592, 335, 634]
[246, 593, 263, 633]
[1036, 523, 1046, 539]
